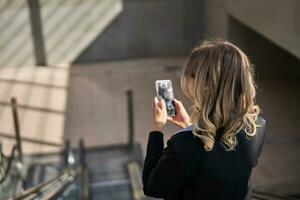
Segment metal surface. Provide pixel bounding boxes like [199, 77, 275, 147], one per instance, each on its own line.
[63, 140, 70, 167]
[11, 98, 22, 163]
[10, 169, 71, 200]
[79, 138, 90, 200]
[252, 190, 300, 200]
[0, 146, 17, 184]
[126, 88, 135, 151]
[80, 167, 90, 200]
[127, 161, 146, 200]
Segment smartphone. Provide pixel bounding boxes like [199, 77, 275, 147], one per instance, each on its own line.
[155, 80, 176, 116]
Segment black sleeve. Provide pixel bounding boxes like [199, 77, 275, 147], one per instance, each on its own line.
[142, 131, 185, 198]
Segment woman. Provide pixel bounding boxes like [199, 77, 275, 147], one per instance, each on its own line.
[142, 38, 267, 200]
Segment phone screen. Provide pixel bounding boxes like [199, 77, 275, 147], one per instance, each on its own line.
[155, 80, 176, 116]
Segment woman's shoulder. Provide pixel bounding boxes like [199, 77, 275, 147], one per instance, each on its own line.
[171, 125, 209, 144]
[167, 125, 205, 175]
[169, 125, 205, 152]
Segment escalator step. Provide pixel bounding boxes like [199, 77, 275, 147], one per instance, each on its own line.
[91, 179, 132, 200]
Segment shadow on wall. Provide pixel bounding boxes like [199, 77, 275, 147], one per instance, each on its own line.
[73, 0, 205, 63]
[228, 16, 300, 78]
[0, 1, 36, 67]
[0, 0, 123, 67]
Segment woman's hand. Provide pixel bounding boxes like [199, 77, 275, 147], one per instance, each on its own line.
[151, 97, 168, 132]
[167, 99, 191, 128]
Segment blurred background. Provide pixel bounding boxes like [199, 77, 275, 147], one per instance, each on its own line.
[0, 0, 299, 199]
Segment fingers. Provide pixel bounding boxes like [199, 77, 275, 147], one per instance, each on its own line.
[152, 97, 157, 112]
[166, 116, 173, 121]
[152, 96, 163, 113]
[152, 97, 156, 111]
[174, 98, 182, 105]
[153, 96, 159, 107]
[173, 98, 183, 110]
[167, 116, 182, 127]
[167, 116, 177, 126]
[160, 98, 166, 110]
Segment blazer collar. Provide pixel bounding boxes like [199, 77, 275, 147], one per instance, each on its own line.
[174, 124, 193, 135]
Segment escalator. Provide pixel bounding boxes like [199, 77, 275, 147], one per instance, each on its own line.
[1, 139, 146, 200]
[0, 145, 24, 199]
[1, 94, 300, 200]
[5, 137, 89, 200]
[0, 94, 147, 200]
[3, 141, 300, 200]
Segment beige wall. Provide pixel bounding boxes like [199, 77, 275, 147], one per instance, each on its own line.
[204, 0, 228, 38]
[205, 0, 300, 59]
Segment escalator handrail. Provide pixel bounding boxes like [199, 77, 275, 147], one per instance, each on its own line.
[9, 139, 89, 200]
[252, 190, 300, 200]
[38, 169, 79, 200]
[33, 167, 86, 200]
[80, 166, 89, 200]
[78, 138, 90, 200]
[9, 168, 73, 200]
[0, 145, 18, 184]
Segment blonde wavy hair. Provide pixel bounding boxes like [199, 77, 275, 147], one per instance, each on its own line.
[181, 38, 262, 151]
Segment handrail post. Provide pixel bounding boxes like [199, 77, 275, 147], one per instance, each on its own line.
[79, 138, 85, 167]
[11, 97, 23, 162]
[79, 138, 89, 200]
[63, 140, 70, 167]
[126, 88, 135, 151]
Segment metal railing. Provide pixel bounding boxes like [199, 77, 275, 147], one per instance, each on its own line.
[9, 138, 90, 200]
[0, 98, 27, 197]
[0, 98, 62, 188]
[0, 97, 90, 199]
[11, 98, 23, 162]
[0, 146, 23, 198]
[9, 168, 78, 200]
[3, 97, 63, 149]
[0, 145, 18, 184]
[126, 88, 135, 151]
[252, 190, 300, 200]
[79, 139, 89, 200]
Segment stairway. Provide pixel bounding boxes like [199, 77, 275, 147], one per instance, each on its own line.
[86, 145, 136, 200]
[13, 142, 147, 200]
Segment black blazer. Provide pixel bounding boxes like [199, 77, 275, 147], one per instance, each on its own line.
[142, 115, 267, 200]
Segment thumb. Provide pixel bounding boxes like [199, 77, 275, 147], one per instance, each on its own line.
[167, 116, 173, 121]
[160, 98, 166, 110]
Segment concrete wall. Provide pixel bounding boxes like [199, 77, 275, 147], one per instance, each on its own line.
[0, 1, 36, 67]
[1, 0, 205, 66]
[227, 0, 300, 60]
[204, 0, 300, 60]
[204, 0, 300, 79]
[74, 0, 205, 63]
[204, 0, 227, 38]
[0, 0, 123, 67]
[228, 16, 300, 78]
